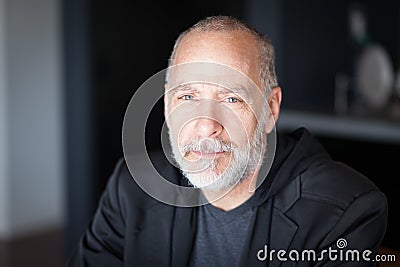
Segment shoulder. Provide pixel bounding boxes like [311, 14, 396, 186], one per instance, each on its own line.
[272, 157, 387, 248]
[299, 157, 386, 210]
[107, 153, 181, 213]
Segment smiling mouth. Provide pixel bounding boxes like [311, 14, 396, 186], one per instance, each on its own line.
[191, 151, 229, 157]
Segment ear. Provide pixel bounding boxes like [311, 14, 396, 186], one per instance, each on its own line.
[265, 87, 282, 134]
[164, 82, 170, 129]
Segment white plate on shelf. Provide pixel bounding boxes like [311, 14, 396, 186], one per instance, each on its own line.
[356, 44, 394, 109]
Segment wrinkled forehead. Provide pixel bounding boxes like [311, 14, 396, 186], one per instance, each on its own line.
[167, 62, 256, 92]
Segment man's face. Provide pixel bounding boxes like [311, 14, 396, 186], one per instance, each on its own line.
[165, 31, 267, 191]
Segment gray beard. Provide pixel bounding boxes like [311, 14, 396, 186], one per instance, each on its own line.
[169, 121, 265, 192]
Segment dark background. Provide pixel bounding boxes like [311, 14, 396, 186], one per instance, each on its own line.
[65, 0, 400, 258]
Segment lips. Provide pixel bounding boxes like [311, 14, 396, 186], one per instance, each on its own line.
[191, 151, 227, 157]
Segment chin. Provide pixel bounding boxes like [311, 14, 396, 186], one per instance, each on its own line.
[184, 169, 242, 192]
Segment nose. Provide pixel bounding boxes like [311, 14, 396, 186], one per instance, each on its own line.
[194, 117, 223, 138]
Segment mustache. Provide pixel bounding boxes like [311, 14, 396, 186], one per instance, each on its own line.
[181, 138, 236, 154]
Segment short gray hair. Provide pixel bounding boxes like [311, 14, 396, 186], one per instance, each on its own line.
[166, 16, 278, 95]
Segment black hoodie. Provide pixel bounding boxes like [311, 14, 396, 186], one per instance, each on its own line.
[68, 128, 387, 267]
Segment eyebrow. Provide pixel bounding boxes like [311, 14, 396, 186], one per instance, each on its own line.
[170, 85, 248, 95]
[170, 85, 199, 94]
[217, 87, 247, 95]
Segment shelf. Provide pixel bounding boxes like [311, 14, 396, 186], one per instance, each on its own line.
[277, 110, 400, 144]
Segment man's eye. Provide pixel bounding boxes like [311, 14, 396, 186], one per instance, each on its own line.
[180, 95, 194, 100]
[226, 97, 240, 103]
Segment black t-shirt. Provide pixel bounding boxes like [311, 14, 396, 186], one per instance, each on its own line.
[189, 196, 255, 267]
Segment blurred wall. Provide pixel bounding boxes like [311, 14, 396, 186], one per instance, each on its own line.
[0, 0, 10, 238]
[0, 0, 64, 239]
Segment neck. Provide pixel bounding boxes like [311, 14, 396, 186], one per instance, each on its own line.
[201, 169, 259, 211]
[202, 138, 268, 211]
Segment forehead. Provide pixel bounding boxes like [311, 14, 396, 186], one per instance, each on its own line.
[173, 30, 262, 90]
[167, 62, 258, 95]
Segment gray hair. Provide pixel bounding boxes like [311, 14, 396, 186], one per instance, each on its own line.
[166, 16, 278, 95]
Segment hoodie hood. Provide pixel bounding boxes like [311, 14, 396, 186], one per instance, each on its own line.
[254, 127, 331, 206]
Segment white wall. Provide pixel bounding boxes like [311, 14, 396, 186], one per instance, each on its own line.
[0, 0, 64, 239]
[0, 0, 11, 239]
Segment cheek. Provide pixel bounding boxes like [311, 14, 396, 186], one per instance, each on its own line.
[168, 118, 195, 145]
[177, 124, 193, 145]
[223, 110, 258, 145]
[166, 100, 199, 139]
[242, 114, 258, 140]
[166, 103, 183, 139]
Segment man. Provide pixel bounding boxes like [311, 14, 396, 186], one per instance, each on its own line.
[68, 16, 387, 266]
